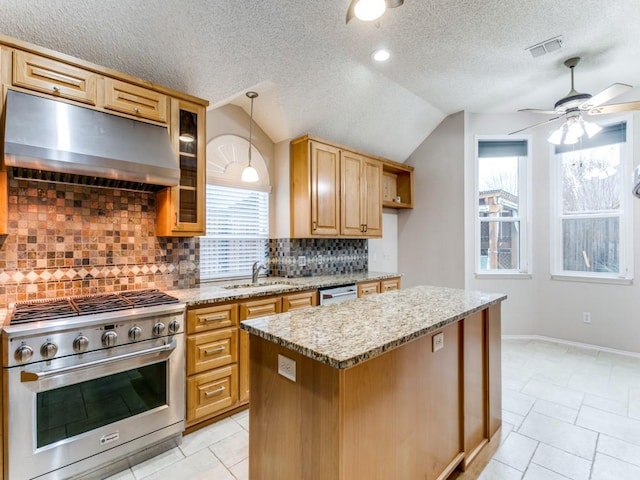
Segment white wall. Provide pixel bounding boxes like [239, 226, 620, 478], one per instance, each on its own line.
[398, 112, 466, 288]
[368, 211, 398, 272]
[465, 111, 640, 352]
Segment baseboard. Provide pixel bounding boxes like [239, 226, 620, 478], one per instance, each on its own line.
[502, 334, 640, 359]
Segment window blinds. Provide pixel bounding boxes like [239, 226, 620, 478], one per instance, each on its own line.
[200, 184, 269, 280]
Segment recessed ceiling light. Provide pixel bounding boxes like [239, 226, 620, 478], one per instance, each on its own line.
[372, 49, 391, 62]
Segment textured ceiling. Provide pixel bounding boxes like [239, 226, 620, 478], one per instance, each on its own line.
[1, 0, 640, 161]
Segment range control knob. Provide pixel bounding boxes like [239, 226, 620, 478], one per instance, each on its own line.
[40, 342, 58, 359]
[152, 322, 166, 336]
[168, 320, 181, 334]
[102, 331, 118, 347]
[73, 335, 89, 353]
[14, 345, 34, 363]
[129, 326, 142, 341]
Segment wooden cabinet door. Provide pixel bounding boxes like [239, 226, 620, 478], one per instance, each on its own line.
[103, 78, 168, 123]
[380, 277, 401, 292]
[282, 290, 318, 311]
[357, 281, 380, 297]
[362, 157, 382, 237]
[156, 98, 206, 236]
[341, 151, 364, 236]
[310, 141, 340, 235]
[239, 297, 282, 403]
[186, 365, 238, 424]
[13, 50, 97, 105]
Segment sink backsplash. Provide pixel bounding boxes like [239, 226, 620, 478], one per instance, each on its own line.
[0, 178, 198, 305]
[268, 238, 367, 277]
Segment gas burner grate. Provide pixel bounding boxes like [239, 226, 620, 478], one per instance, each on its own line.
[9, 290, 180, 324]
[11, 299, 79, 324]
[118, 289, 180, 307]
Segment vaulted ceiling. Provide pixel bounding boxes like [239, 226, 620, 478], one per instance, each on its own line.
[2, 1, 640, 161]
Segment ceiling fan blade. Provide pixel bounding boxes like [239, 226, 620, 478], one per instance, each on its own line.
[509, 114, 564, 135]
[579, 83, 633, 110]
[518, 108, 559, 115]
[587, 101, 640, 115]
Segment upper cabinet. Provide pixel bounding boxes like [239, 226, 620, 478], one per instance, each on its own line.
[0, 34, 209, 237]
[382, 161, 414, 208]
[103, 78, 168, 123]
[290, 135, 411, 239]
[13, 50, 98, 106]
[156, 99, 206, 236]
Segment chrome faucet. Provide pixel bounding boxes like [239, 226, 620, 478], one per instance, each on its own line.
[252, 261, 265, 285]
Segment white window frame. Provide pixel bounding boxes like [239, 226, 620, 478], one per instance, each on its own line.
[550, 116, 633, 284]
[475, 135, 532, 278]
[199, 184, 269, 282]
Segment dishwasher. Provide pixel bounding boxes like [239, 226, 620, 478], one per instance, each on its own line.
[319, 284, 358, 305]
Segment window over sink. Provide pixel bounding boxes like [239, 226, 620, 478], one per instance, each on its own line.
[201, 135, 270, 281]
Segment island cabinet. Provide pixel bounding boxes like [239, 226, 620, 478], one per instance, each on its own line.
[357, 276, 401, 297]
[243, 286, 504, 480]
[290, 135, 386, 239]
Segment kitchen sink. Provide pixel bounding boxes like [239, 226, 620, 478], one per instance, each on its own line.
[222, 281, 296, 291]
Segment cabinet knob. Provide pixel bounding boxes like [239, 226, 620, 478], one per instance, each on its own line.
[52, 86, 60, 93]
[134, 107, 140, 113]
[364, 224, 368, 232]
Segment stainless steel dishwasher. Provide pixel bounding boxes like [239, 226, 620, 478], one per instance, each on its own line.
[318, 284, 357, 305]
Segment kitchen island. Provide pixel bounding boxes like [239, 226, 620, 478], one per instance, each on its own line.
[241, 285, 506, 480]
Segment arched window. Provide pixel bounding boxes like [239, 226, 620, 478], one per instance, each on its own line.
[200, 135, 270, 280]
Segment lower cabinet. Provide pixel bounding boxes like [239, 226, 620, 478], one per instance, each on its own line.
[186, 289, 318, 428]
[357, 277, 401, 298]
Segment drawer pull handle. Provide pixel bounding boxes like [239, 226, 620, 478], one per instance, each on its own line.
[204, 386, 225, 397]
[203, 346, 225, 355]
[202, 314, 227, 322]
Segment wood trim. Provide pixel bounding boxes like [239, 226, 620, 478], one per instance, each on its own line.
[0, 33, 208, 106]
[487, 304, 502, 438]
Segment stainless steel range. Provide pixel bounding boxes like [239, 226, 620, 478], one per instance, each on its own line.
[2, 289, 186, 480]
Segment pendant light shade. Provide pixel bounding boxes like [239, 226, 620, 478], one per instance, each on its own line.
[242, 91, 260, 183]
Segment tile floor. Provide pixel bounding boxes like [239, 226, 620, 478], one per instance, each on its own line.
[106, 338, 640, 479]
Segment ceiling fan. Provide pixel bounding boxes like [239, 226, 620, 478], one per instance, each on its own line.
[346, 0, 404, 23]
[510, 57, 640, 136]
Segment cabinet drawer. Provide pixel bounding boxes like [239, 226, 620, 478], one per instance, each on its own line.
[282, 290, 318, 311]
[103, 77, 168, 123]
[13, 50, 97, 105]
[187, 304, 238, 334]
[357, 281, 380, 297]
[240, 297, 282, 320]
[186, 365, 238, 424]
[187, 327, 238, 374]
[381, 277, 401, 292]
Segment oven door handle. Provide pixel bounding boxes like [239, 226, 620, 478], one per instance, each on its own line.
[20, 340, 177, 382]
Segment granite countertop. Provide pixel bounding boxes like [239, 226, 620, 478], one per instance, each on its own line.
[167, 272, 400, 306]
[240, 285, 506, 369]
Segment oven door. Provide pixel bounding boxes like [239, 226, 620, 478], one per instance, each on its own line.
[6, 336, 185, 480]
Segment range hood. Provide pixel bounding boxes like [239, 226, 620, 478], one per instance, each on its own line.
[3, 90, 180, 192]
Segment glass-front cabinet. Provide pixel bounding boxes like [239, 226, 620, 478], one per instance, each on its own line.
[157, 98, 206, 236]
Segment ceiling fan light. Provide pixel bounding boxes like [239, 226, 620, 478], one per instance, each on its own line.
[583, 120, 602, 138]
[548, 127, 564, 145]
[354, 0, 386, 21]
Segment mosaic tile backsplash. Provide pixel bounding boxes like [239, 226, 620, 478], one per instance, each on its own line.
[0, 178, 198, 306]
[268, 238, 368, 277]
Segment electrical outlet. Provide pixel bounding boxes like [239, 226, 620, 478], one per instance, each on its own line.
[278, 354, 296, 382]
[432, 332, 444, 352]
[582, 312, 592, 324]
[297, 256, 306, 267]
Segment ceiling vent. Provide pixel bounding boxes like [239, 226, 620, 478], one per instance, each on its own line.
[526, 36, 563, 58]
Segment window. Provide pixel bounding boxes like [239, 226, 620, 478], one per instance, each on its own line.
[551, 120, 632, 281]
[199, 184, 269, 281]
[476, 139, 529, 275]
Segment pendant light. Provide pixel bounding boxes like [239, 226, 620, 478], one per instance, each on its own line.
[241, 91, 260, 183]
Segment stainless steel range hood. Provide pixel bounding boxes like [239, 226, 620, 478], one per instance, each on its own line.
[3, 90, 180, 192]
